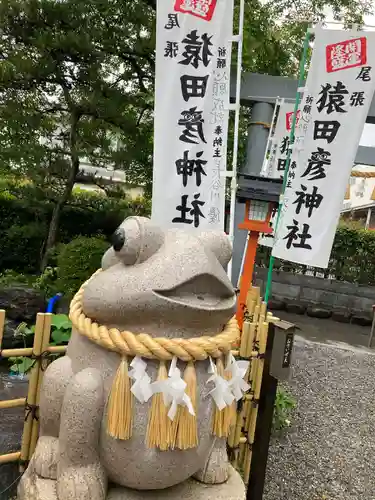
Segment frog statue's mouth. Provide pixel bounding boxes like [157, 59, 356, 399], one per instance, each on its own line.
[152, 273, 236, 312]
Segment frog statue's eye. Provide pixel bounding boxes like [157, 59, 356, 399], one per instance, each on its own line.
[109, 217, 165, 266]
[111, 227, 126, 252]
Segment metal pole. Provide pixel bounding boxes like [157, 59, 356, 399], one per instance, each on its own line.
[264, 30, 312, 303]
[237, 233, 249, 288]
[231, 102, 274, 286]
[227, 0, 245, 279]
[365, 207, 372, 229]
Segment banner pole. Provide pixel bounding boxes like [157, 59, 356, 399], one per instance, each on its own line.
[264, 30, 312, 303]
[227, 0, 245, 280]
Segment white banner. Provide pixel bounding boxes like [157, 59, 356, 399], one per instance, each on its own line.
[266, 102, 300, 179]
[273, 28, 375, 268]
[152, 0, 233, 230]
[259, 103, 300, 246]
[259, 211, 276, 248]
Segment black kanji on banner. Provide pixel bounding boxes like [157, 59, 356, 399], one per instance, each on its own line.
[179, 30, 213, 69]
[172, 193, 206, 228]
[284, 220, 312, 250]
[302, 147, 331, 180]
[313, 120, 341, 143]
[356, 66, 372, 81]
[316, 81, 348, 114]
[178, 107, 206, 144]
[165, 13, 180, 30]
[293, 185, 323, 218]
[180, 75, 209, 101]
[175, 150, 207, 187]
[165, 41, 179, 58]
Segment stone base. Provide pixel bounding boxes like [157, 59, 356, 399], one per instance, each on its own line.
[18, 466, 245, 500]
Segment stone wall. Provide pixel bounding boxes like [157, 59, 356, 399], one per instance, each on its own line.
[255, 268, 375, 325]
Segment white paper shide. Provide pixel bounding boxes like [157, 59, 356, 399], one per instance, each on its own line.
[152, 0, 233, 230]
[273, 28, 375, 268]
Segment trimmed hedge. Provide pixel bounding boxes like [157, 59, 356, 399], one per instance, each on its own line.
[0, 190, 150, 273]
[256, 225, 375, 286]
[55, 236, 109, 295]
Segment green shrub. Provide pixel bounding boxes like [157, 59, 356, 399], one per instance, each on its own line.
[0, 269, 36, 287]
[9, 314, 72, 375]
[0, 189, 150, 274]
[1, 222, 47, 273]
[257, 225, 375, 285]
[33, 266, 59, 298]
[54, 236, 109, 296]
[273, 386, 296, 432]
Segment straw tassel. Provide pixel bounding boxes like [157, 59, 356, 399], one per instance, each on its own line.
[175, 362, 198, 450]
[107, 356, 133, 440]
[146, 361, 169, 450]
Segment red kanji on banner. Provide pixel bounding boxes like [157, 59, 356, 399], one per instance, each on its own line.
[174, 0, 217, 21]
[326, 37, 367, 73]
[286, 110, 301, 131]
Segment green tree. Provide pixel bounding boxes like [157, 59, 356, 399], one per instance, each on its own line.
[0, 0, 155, 268]
[0, 0, 370, 270]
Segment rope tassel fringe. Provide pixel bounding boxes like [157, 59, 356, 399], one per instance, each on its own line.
[107, 356, 133, 440]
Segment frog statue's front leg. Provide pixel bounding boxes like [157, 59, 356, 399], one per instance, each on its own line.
[193, 437, 230, 485]
[56, 367, 107, 500]
[31, 355, 74, 480]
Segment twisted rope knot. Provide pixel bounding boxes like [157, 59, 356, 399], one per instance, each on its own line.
[24, 402, 39, 422]
[69, 269, 240, 361]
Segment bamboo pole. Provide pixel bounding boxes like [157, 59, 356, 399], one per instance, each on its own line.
[29, 313, 52, 460]
[0, 309, 5, 348]
[240, 321, 250, 357]
[0, 398, 26, 410]
[245, 323, 257, 358]
[1, 344, 67, 358]
[0, 452, 21, 464]
[1, 348, 35, 357]
[19, 313, 45, 468]
[228, 400, 245, 449]
[48, 345, 67, 354]
[239, 442, 246, 466]
[231, 349, 258, 358]
[260, 301, 267, 317]
[248, 322, 269, 442]
[252, 287, 260, 303]
[243, 398, 251, 431]
[247, 400, 258, 441]
[232, 447, 240, 470]
[243, 444, 252, 484]
[233, 404, 245, 448]
[254, 323, 268, 400]
[246, 298, 256, 318]
[253, 305, 260, 326]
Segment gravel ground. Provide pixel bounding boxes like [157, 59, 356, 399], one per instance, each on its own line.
[264, 337, 375, 500]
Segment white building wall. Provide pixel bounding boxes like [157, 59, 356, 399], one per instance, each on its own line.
[342, 165, 375, 211]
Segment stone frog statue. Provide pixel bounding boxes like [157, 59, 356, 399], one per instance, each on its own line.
[21, 217, 239, 499]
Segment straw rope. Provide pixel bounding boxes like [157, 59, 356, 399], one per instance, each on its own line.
[351, 171, 375, 178]
[69, 269, 240, 362]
